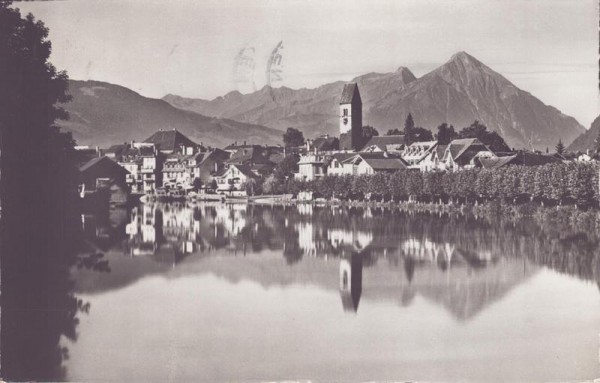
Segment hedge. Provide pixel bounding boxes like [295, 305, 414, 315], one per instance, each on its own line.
[282, 162, 600, 208]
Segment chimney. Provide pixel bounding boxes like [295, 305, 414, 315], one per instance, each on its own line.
[243, 140, 246, 145]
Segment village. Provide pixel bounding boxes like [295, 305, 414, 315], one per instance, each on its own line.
[76, 82, 594, 205]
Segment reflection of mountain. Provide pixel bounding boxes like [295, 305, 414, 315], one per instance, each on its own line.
[74, 204, 599, 320]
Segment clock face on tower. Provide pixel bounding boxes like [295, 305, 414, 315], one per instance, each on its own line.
[343, 117, 348, 125]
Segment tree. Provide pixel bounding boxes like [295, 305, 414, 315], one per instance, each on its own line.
[458, 121, 511, 152]
[282, 127, 305, 147]
[386, 128, 403, 136]
[555, 139, 565, 155]
[412, 126, 434, 142]
[1, 3, 83, 380]
[436, 123, 458, 145]
[362, 125, 379, 142]
[273, 153, 299, 180]
[593, 133, 600, 154]
[404, 113, 415, 145]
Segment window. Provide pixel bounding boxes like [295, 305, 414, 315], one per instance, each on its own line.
[343, 108, 348, 116]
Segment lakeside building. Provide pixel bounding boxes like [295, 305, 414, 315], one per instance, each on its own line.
[214, 164, 260, 194]
[79, 156, 129, 205]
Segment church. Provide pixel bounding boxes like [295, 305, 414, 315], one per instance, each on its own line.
[338, 83, 363, 151]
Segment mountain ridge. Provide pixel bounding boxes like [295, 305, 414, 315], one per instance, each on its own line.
[163, 52, 585, 150]
[58, 80, 283, 148]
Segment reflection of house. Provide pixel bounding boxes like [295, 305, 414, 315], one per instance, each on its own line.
[329, 229, 372, 252]
[126, 204, 162, 255]
[339, 255, 363, 312]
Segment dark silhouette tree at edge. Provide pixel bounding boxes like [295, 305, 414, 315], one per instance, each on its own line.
[0, 2, 102, 380]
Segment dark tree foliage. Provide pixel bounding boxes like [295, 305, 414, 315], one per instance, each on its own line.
[412, 126, 434, 142]
[436, 123, 458, 145]
[458, 121, 511, 152]
[555, 139, 566, 155]
[386, 128, 403, 136]
[594, 133, 600, 154]
[273, 153, 300, 180]
[283, 127, 305, 147]
[404, 113, 415, 145]
[281, 162, 599, 208]
[0, 3, 88, 380]
[362, 125, 379, 140]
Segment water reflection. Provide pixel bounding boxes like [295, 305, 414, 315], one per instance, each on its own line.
[75, 203, 600, 320]
[65, 202, 600, 382]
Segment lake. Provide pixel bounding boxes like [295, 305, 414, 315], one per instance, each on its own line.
[62, 203, 600, 381]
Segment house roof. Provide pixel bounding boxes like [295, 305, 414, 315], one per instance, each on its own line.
[143, 129, 197, 152]
[362, 158, 407, 170]
[479, 151, 562, 169]
[362, 135, 405, 151]
[340, 83, 361, 105]
[436, 144, 448, 159]
[79, 156, 129, 176]
[447, 138, 491, 162]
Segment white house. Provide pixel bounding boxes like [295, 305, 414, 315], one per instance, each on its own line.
[295, 154, 327, 181]
[214, 164, 259, 194]
[401, 141, 438, 170]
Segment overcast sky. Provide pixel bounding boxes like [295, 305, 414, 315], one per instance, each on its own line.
[15, 0, 599, 127]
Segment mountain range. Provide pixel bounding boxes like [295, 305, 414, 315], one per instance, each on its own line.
[567, 115, 600, 152]
[58, 80, 282, 148]
[163, 52, 585, 150]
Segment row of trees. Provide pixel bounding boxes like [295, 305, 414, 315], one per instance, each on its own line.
[283, 113, 512, 153]
[277, 162, 599, 208]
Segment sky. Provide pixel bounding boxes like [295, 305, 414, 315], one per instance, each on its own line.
[14, 0, 600, 127]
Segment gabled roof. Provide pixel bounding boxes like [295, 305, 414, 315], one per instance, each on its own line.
[479, 155, 518, 169]
[479, 151, 562, 169]
[362, 158, 407, 170]
[79, 156, 129, 176]
[143, 129, 197, 152]
[436, 144, 448, 159]
[340, 83, 361, 105]
[216, 164, 258, 178]
[362, 135, 405, 151]
[342, 152, 407, 170]
[447, 138, 490, 162]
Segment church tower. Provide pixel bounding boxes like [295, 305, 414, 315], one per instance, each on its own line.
[339, 83, 363, 151]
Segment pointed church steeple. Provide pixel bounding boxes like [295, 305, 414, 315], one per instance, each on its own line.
[339, 83, 363, 151]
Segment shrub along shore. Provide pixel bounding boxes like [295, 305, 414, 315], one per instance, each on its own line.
[277, 162, 600, 210]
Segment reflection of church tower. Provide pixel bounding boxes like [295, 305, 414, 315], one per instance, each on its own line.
[339, 83, 363, 151]
[339, 254, 363, 313]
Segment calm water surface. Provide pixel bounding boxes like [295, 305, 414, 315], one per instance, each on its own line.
[66, 203, 600, 382]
